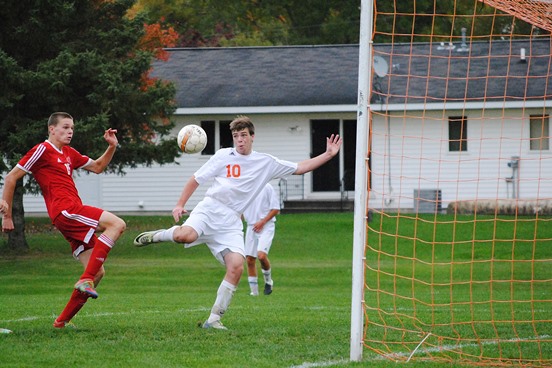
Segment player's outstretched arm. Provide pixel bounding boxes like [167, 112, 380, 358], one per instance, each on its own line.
[294, 134, 342, 175]
[84, 128, 118, 174]
[172, 176, 200, 222]
[1, 167, 26, 232]
[252, 209, 280, 233]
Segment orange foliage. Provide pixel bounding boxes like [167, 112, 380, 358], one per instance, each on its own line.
[138, 22, 179, 90]
[138, 23, 179, 62]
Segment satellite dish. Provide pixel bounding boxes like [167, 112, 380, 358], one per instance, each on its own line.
[373, 56, 389, 78]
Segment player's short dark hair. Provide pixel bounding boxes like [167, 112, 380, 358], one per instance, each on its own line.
[48, 112, 73, 127]
[229, 115, 255, 135]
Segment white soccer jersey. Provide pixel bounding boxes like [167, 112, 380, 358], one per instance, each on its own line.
[243, 183, 280, 225]
[194, 148, 297, 215]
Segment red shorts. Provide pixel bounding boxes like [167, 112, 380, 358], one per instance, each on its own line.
[53, 205, 104, 259]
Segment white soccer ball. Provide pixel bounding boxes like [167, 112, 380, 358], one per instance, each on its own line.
[177, 124, 207, 154]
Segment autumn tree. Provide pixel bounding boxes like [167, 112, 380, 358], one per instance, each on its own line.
[133, 0, 549, 46]
[0, 0, 180, 252]
[132, 0, 359, 46]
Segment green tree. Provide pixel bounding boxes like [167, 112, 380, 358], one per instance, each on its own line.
[0, 0, 180, 252]
[133, 0, 359, 46]
[373, 0, 543, 43]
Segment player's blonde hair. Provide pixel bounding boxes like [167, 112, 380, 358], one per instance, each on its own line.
[229, 115, 255, 135]
[48, 112, 73, 127]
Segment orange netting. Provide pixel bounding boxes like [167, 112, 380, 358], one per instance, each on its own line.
[361, 0, 552, 366]
[484, 0, 552, 33]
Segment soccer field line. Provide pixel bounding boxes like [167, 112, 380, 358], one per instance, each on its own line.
[289, 334, 551, 368]
[289, 359, 349, 368]
[1, 304, 348, 324]
[0, 306, 213, 324]
[378, 333, 552, 362]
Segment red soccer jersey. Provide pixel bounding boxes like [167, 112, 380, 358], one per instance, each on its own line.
[17, 140, 91, 220]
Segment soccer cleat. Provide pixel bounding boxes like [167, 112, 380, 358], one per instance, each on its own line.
[250, 292, 259, 296]
[74, 279, 98, 299]
[133, 230, 162, 247]
[264, 282, 273, 295]
[202, 320, 228, 330]
[53, 320, 77, 329]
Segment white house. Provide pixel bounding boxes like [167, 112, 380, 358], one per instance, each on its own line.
[21, 39, 551, 214]
[369, 38, 552, 213]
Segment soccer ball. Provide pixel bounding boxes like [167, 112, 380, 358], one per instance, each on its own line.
[177, 125, 207, 154]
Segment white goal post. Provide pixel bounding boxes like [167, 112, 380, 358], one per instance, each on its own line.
[350, 0, 373, 362]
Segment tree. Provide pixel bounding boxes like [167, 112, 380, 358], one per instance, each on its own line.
[132, 0, 360, 46]
[373, 0, 545, 43]
[0, 0, 180, 252]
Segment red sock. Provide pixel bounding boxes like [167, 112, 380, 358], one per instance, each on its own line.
[56, 289, 90, 323]
[79, 234, 114, 282]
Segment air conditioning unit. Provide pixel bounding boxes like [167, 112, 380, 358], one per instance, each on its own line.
[414, 189, 442, 213]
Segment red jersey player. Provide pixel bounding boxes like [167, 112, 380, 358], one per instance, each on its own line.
[1, 112, 126, 328]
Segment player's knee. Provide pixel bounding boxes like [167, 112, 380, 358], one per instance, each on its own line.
[229, 258, 244, 275]
[101, 212, 126, 236]
[173, 226, 197, 244]
[233, 262, 244, 275]
[113, 217, 126, 235]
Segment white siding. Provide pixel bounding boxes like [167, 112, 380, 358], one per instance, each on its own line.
[368, 108, 552, 211]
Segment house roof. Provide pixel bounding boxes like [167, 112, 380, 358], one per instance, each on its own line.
[373, 38, 552, 105]
[152, 45, 359, 108]
[151, 39, 552, 110]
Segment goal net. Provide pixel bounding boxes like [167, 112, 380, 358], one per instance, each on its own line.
[351, 0, 552, 366]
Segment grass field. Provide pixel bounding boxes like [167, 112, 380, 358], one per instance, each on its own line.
[363, 212, 552, 366]
[0, 212, 549, 367]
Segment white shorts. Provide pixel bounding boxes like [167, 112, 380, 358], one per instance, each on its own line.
[244, 222, 276, 257]
[183, 197, 245, 265]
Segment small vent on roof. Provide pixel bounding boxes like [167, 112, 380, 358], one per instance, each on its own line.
[457, 28, 470, 52]
[437, 42, 456, 51]
[520, 48, 527, 63]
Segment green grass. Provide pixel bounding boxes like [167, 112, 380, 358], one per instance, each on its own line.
[364, 212, 552, 366]
[0, 212, 550, 367]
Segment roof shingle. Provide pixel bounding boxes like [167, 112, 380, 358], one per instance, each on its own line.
[151, 39, 552, 108]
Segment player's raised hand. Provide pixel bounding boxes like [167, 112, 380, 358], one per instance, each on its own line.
[172, 206, 188, 222]
[2, 217, 14, 233]
[295, 133, 344, 175]
[326, 134, 343, 157]
[104, 128, 118, 147]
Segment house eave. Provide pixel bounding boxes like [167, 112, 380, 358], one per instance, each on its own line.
[372, 100, 552, 112]
[175, 100, 552, 116]
[174, 105, 358, 115]
[174, 100, 551, 116]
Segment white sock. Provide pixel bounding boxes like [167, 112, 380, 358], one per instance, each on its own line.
[152, 226, 178, 242]
[208, 280, 237, 323]
[262, 268, 272, 285]
[248, 276, 259, 295]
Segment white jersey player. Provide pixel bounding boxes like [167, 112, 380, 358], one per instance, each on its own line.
[134, 115, 342, 330]
[243, 183, 280, 296]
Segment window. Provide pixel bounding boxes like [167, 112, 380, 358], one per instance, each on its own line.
[219, 120, 233, 148]
[449, 116, 467, 152]
[200, 121, 215, 155]
[200, 120, 234, 155]
[530, 114, 550, 151]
